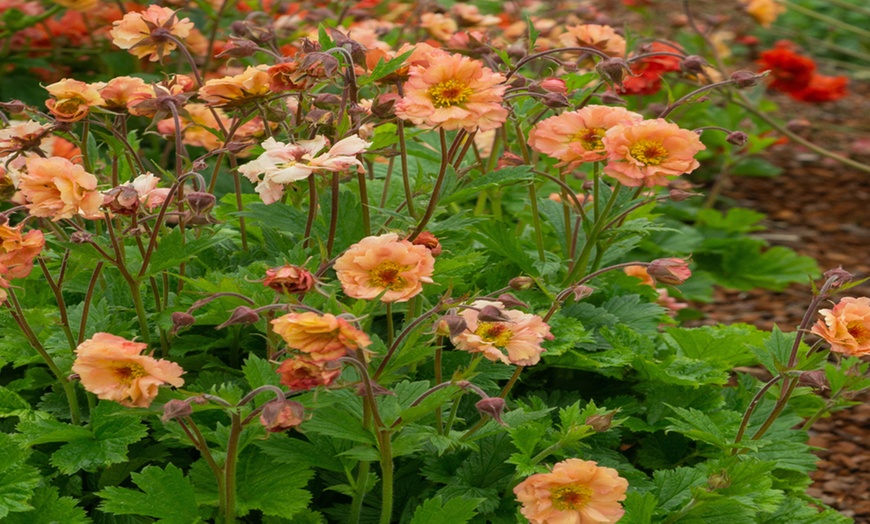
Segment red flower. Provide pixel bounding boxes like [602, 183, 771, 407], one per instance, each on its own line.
[756, 42, 816, 93]
[788, 74, 848, 103]
[619, 42, 682, 96]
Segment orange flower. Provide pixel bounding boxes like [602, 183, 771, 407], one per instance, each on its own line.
[451, 300, 553, 366]
[420, 12, 458, 41]
[110, 5, 194, 62]
[51, 0, 99, 11]
[528, 106, 643, 168]
[811, 297, 870, 357]
[514, 458, 628, 524]
[740, 0, 786, 27]
[624, 265, 654, 287]
[198, 66, 271, 107]
[559, 24, 626, 57]
[263, 265, 315, 294]
[395, 52, 508, 132]
[72, 333, 184, 408]
[788, 74, 848, 103]
[334, 233, 436, 303]
[19, 156, 103, 221]
[602, 119, 705, 187]
[259, 399, 305, 432]
[98, 76, 150, 111]
[0, 120, 52, 157]
[45, 78, 104, 122]
[276, 357, 342, 391]
[0, 223, 44, 280]
[272, 312, 371, 362]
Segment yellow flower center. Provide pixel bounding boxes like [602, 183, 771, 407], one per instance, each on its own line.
[570, 127, 606, 151]
[369, 261, 407, 291]
[551, 484, 593, 511]
[113, 363, 147, 385]
[474, 321, 513, 347]
[629, 139, 669, 166]
[428, 79, 473, 108]
[847, 321, 869, 343]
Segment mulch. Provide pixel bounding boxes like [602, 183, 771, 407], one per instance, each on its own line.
[693, 82, 870, 521]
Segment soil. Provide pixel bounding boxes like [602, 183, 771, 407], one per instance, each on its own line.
[694, 82, 870, 521]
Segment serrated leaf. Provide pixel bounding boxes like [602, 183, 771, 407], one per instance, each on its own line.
[98, 464, 199, 524]
[621, 491, 657, 524]
[144, 228, 237, 276]
[0, 387, 31, 418]
[0, 432, 40, 519]
[3, 485, 89, 524]
[410, 495, 482, 524]
[242, 355, 280, 392]
[653, 467, 706, 511]
[359, 49, 413, 86]
[441, 165, 535, 204]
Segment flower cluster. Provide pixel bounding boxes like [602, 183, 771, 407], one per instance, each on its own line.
[757, 41, 848, 103]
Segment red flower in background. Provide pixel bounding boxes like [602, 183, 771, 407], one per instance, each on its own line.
[619, 42, 682, 95]
[788, 74, 848, 103]
[756, 41, 815, 92]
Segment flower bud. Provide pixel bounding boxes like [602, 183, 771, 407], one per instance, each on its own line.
[680, 55, 707, 75]
[726, 131, 748, 146]
[707, 471, 731, 490]
[595, 58, 631, 88]
[647, 258, 691, 285]
[509, 276, 535, 291]
[161, 399, 193, 423]
[313, 93, 342, 108]
[475, 397, 507, 426]
[103, 185, 140, 215]
[497, 293, 528, 310]
[263, 265, 315, 295]
[585, 411, 616, 432]
[436, 314, 468, 339]
[823, 267, 853, 288]
[542, 92, 570, 109]
[540, 77, 567, 94]
[411, 231, 442, 257]
[0, 100, 27, 114]
[186, 191, 216, 215]
[571, 284, 594, 301]
[798, 370, 829, 392]
[497, 152, 525, 169]
[70, 231, 94, 244]
[259, 399, 305, 432]
[730, 70, 759, 88]
[477, 304, 511, 322]
[217, 306, 260, 329]
[599, 90, 627, 105]
[170, 311, 196, 335]
[216, 37, 259, 59]
[668, 189, 699, 202]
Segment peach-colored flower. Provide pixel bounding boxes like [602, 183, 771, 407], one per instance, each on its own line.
[263, 265, 315, 295]
[451, 300, 553, 366]
[276, 357, 342, 391]
[98, 76, 150, 111]
[110, 5, 194, 62]
[125, 75, 194, 117]
[51, 0, 99, 11]
[529, 106, 643, 168]
[811, 297, 870, 357]
[602, 119, 706, 187]
[0, 223, 44, 280]
[72, 333, 184, 408]
[514, 458, 628, 524]
[647, 257, 691, 285]
[272, 312, 371, 362]
[238, 135, 369, 204]
[420, 12, 458, 41]
[103, 174, 169, 214]
[19, 156, 103, 221]
[395, 52, 508, 132]
[624, 265, 655, 287]
[740, 0, 786, 27]
[334, 233, 436, 303]
[156, 103, 229, 150]
[198, 65, 271, 107]
[45, 78, 104, 122]
[0, 120, 52, 157]
[559, 24, 626, 57]
[259, 399, 305, 432]
[624, 265, 688, 314]
[267, 61, 314, 92]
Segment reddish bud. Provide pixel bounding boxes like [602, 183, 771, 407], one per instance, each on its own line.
[726, 131, 748, 146]
[595, 58, 631, 88]
[599, 90, 627, 105]
[680, 55, 707, 75]
[824, 267, 853, 288]
[798, 370, 829, 392]
[668, 189, 699, 202]
[70, 231, 93, 244]
[161, 399, 193, 423]
[477, 305, 511, 322]
[263, 265, 315, 295]
[571, 284, 595, 301]
[497, 293, 528, 310]
[475, 397, 507, 426]
[217, 306, 260, 329]
[509, 276, 535, 291]
[0, 100, 27, 114]
[436, 314, 468, 339]
[647, 258, 691, 285]
[171, 312, 196, 335]
[585, 411, 616, 432]
[216, 37, 259, 59]
[540, 77, 567, 94]
[730, 70, 759, 88]
[102, 185, 140, 215]
[259, 399, 305, 432]
[542, 92, 570, 109]
[497, 152, 524, 169]
[411, 231, 442, 257]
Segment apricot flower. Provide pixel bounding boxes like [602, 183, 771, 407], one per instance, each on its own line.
[110, 5, 194, 62]
[514, 458, 628, 524]
[812, 297, 870, 357]
[395, 51, 508, 132]
[0, 223, 44, 280]
[272, 312, 371, 362]
[528, 106, 643, 168]
[559, 24, 626, 57]
[277, 357, 342, 391]
[334, 233, 435, 303]
[451, 300, 553, 366]
[0, 120, 51, 157]
[19, 156, 103, 220]
[45, 79, 104, 122]
[72, 333, 184, 408]
[198, 66, 271, 107]
[602, 119, 705, 187]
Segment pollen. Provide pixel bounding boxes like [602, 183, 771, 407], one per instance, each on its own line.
[629, 139, 669, 166]
[570, 127, 606, 151]
[369, 260, 408, 291]
[428, 79, 473, 108]
[474, 321, 513, 347]
[550, 484, 593, 511]
[113, 363, 148, 385]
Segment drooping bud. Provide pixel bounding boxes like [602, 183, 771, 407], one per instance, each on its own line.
[730, 70, 759, 88]
[475, 397, 507, 426]
[216, 37, 259, 59]
[595, 58, 631, 88]
[798, 370, 830, 392]
[170, 311, 196, 335]
[571, 284, 595, 301]
[707, 471, 731, 490]
[542, 92, 570, 109]
[217, 306, 260, 329]
[259, 399, 305, 433]
[0, 100, 27, 114]
[497, 293, 528, 310]
[102, 185, 141, 215]
[161, 399, 193, 423]
[668, 189, 699, 202]
[585, 410, 616, 432]
[647, 258, 691, 285]
[497, 151, 525, 169]
[509, 276, 535, 291]
[540, 77, 567, 94]
[435, 314, 468, 339]
[70, 231, 94, 244]
[185, 191, 217, 225]
[411, 231, 442, 257]
[823, 267, 853, 288]
[477, 304, 511, 322]
[599, 90, 627, 106]
[263, 265, 316, 295]
[680, 55, 707, 75]
[726, 131, 748, 146]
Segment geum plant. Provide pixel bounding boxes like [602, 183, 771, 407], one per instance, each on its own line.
[0, 1, 868, 523]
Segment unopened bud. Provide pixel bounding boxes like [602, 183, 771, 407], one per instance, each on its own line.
[186, 191, 216, 215]
[497, 293, 528, 310]
[585, 411, 616, 432]
[668, 189, 699, 202]
[259, 399, 305, 433]
[509, 276, 535, 291]
[411, 231, 442, 257]
[216, 37, 259, 59]
[478, 305, 511, 322]
[217, 306, 260, 329]
[70, 231, 93, 244]
[730, 70, 759, 88]
[599, 90, 627, 105]
[225, 141, 251, 155]
[170, 311, 196, 334]
[497, 152, 524, 169]
[798, 370, 830, 392]
[707, 471, 731, 490]
[540, 77, 567, 94]
[161, 399, 193, 423]
[571, 284, 594, 301]
[726, 131, 748, 146]
[823, 267, 853, 288]
[542, 92, 570, 109]
[436, 314, 468, 339]
[595, 58, 631, 88]
[475, 397, 507, 426]
[647, 258, 691, 285]
[305, 108, 334, 126]
[263, 265, 315, 294]
[313, 93, 342, 108]
[103, 185, 140, 215]
[0, 100, 27, 113]
[680, 55, 707, 75]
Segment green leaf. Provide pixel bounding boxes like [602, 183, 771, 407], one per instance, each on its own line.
[731, 157, 783, 178]
[664, 324, 763, 369]
[3, 486, 88, 524]
[696, 208, 765, 233]
[621, 491, 657, 524]
[441, 166, 535, 205]
[144, 228, 237, 276]
[653, 467, 706, 511]
[242, 355, 280, 392]
[664, 406, 741, 450]
[0, 387, 31, 418]
[751, 326, 795, 375]
[0, 433, 40, 519]
[409, 495, 482, 524]
[98, 464, 200, 523]
[359, 49, 414, 86]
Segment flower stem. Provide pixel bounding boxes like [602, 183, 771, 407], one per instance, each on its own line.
[224, 412, 242, 524]
[348, 461, 371, 524]
[378, 430, 394, 524]
[396, 117, 417, 219]
[409, 129, 450, 241]
[327, 172, 340, 257]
